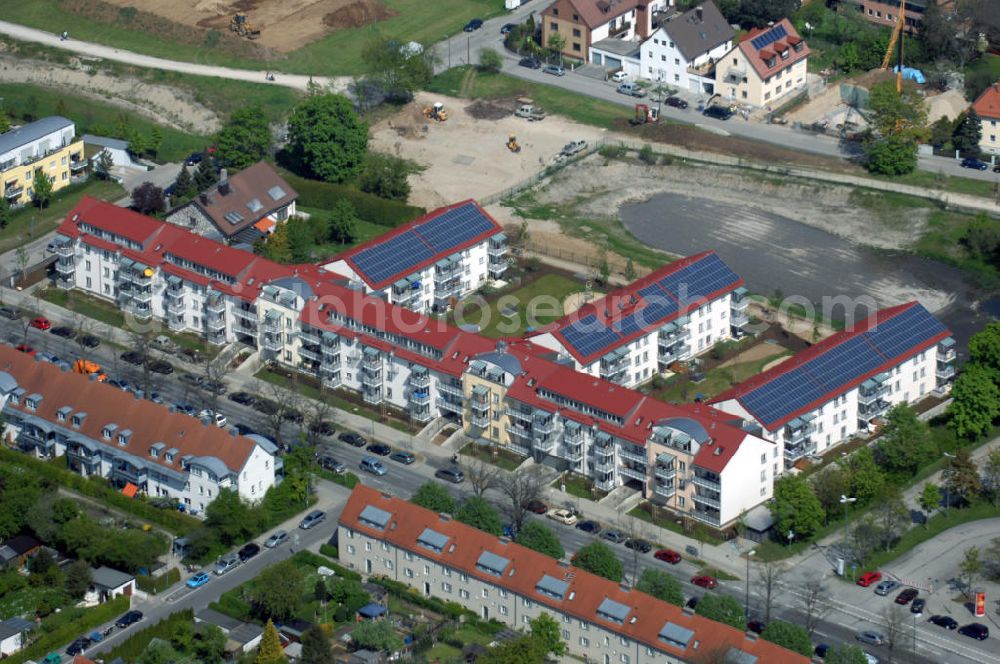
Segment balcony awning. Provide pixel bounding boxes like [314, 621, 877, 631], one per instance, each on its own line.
[656, 452, 676, 464]
[787, 417, 802, 428]
[121, 483, 138, 498]
[472, 385, 489, 397]
[166, 275, 182, 286]
[860, 378, 876, 390]
[393, 279, 409, 290]
[264, 309, 281, 321]
[436, 258, 453, 268]
[660, 322, 677, 335]
[321, 331, 340, 343]
[800, 413, 817, 422]
[873, 372, 889, 384]
[733, 286, 748, 298]
[363, 346, 380, 357]
[939, 337, 955, 348]
[469, 360, 486, 373]
[119, 257, 134, 268]
[492, 232, 507, 243]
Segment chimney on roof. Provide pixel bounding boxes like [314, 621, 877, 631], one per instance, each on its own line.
[199, 192, 209, 205]
[696, 5, 703, 22]
[439, 512, 451, 522]
[682, 605, 695, 616]
[218, 169, 230, 195]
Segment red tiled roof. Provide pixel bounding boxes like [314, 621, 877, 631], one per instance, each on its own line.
[543, 0, 646, 31]
[64, 196, 166, 247]
[340, 485, 808, 663]
[973, 82, 1000, 120]
[737, 19, 810, 82]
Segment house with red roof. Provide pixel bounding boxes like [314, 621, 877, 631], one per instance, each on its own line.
[715, 18, 810, 108]
[541, 0, 670, 63]
[338, 484, 809, 663]
[712, 302, 954, 469]
[972, 81, 1000, 157]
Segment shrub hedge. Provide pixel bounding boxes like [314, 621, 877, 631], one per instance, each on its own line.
[22, 595, 129, 662]
[280, 171, 424, 228]
[100, 608, 194, 663]
[135, 567, 181, 594]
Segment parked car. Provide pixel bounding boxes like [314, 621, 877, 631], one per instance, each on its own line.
[120, 351, 144, 365]
[894, 588, 919, 605]
[318, 454, 347, 474]
[575, 520, 601, 534]
[390, 451, 415, 465]
[283, 408, 304, 423]
[500, 23, 515, 34]
[960, 157, 989, 170]
[361, 456, 387, 476]
[560, 140, 588, 157]
[617, 82, 646, 98]
[929, 615, 958, 630]
[50, 326, 75, 339]
[214, 553, 241, 576]
[173, 403, 196, 416]
[703, 105, 735, 120]
[264, 530, 289, 548]
[80, 334, 100, 348]
[15, 344, 36, 356]
[186, 572, 211, 588]
[874, 580, 899, 596]
[148, 360, 174, 374]
[367, 443, 392, 456]
[654, 549, 682, 564]
[185, 152, 204, 166]
[229, 391, 257, 406]
[958, 623, 989, 640]
[238, 542, 260, 562]
[206, 379, 227, 394]
[66, 637, 91, 656]
[856, 571, 882, 587]
[546, 509, 578, 525]
[198, 410, 227, 428]
[994, 163, 1000, 173]
[685, 596, 699, 609]
[0, 306, 21, 320]
[179, 373, 204, 387]
[855, 630, 885, 646]
[115, 610, 144, 628]
[309, 420, 336, 436]
[519, 57, 542, 69]
[602, 529, 627, 544]
[910, 598, 926, 615]
[746, 620, 766, 635]
[435, 467, 464, 484]
[543, 64, 566, 76]
[299, 510, 326, 530]
[524, 500, 548, 514]
[339, 432, 367, 447]
[464, 18, 483, 31]
[611, 71, 629, 82]
[814, 644, 829, 658]
[625, 539, 652, 553]
[691, 575, 718, 589]
[664, 96, 689, 109]
[30, 316, 52, 330]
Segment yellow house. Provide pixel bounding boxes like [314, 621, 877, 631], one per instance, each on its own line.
[715, 19, 810, 109]
[1, 116, 85, 207]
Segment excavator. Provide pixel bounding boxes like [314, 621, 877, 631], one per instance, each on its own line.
[230, 13, 261, 40]
[629, 103, 659, 125]
[506, 134, 521, 153]
[422, 102, 448, 122]
[879, 0, 905, 93]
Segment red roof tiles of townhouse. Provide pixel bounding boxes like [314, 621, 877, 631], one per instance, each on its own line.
[543, 0, 645, 30]
[0, 346, 261, 475]
[738, 18, 810, 82]
[973, 82, 1000, 120]
[340, 485, 808, 663]
[65, 196, 165, 247]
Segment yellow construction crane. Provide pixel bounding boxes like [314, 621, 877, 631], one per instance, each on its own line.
[879, 0, 906, 93]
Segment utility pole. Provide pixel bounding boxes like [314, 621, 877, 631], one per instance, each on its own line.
[745, 549, 756, 620]
[840, 495, 856, 567]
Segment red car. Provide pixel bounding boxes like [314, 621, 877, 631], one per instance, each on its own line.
[15, 344, 36, 356]
[691, 575, 718, 589]
[524, 500, 548, 515]
[857, 571, 882, 588]
[30, 317, 51, 330]
[654, 549, 682, 564]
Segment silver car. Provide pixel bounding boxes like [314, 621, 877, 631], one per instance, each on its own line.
[265, 530, 289, 548]
[299, 510, 326, 530]
[856, 630, 885, 646]
[874, 580, 899, 596]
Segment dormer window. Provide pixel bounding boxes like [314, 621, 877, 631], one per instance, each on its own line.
[780, 49, 789, 60]
[102, 423, 118, 440]
[25, 394, 41, 410]
[793, 41, 804, 53]
[118, 429, 132, 447]
[10, 387, 24, 405]
[72, 412, 86, 428]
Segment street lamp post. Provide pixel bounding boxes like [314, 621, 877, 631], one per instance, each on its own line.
[943, 452, 955, 516]
[444, 34, 451, 69]
[745, 549, 756, 620]
[840, 495, 856, 565]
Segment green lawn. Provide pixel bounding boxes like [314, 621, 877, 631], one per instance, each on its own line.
[460, 441, 523, 472]
[0, 83, 207, 163]
[424, 625, 497, 662]
[913, 209, 1000, 289]
[628, 504, 725, 546]
[648, 351, 792, 404]
[453, 272, 585, 338]
[0, 178, 125, 255]
[557, 473, 605, 500]
[40, 287, 125, 328]
[3, 0, 500, 76]
[875, 169, 997, 200]
[297, 205, 390, 260]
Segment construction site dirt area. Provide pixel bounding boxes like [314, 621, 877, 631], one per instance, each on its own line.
[96, 0, 393, 52]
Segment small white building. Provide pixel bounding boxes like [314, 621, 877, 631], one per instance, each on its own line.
[0, 618, 34, 657]
[639, 1, 734, 93]
[82, 134, 140, 170]
[91, 566, 136, 602]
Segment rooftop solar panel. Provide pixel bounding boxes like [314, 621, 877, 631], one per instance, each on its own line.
[865, 306, 947, 360]
[750, 23, 787, 51]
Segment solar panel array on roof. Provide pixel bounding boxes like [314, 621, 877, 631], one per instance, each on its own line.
[560, 253, 739, 360]
[224, 211, 244, 225]
[750, 23, 787, 50]
[739, 305, 948, 428]
[350, 202, 497, 286]
[596, 597, 631, 624]
[724, 649, 758, 664]
[358, 505, 392, 531]
[416, 527, 449, 553]
[476, 551, 510, 577]
[535, 574, 569, 600]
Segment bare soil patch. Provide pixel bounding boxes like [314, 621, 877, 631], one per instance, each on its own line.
[322, 1, 396, 29]
[464, 100, 514, 121]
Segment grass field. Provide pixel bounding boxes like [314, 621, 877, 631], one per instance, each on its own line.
[648, 351, 793, 404]
[453, 272, 584, 338]
[877, 169, 998, 200]
[296, 205, 391, 260]
[3, 0, 500, 76]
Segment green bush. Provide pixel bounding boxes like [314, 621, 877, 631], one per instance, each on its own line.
[372, 577, 470, 620]
[638, 144, 657, 164]
[136, 567, 180, 594]
[319, 544, 339, 559]
[330, 471, 360, 490]
[598, 143, 627, 158]
[209, 590, 253, 621]
[294, 550, 360, 580]
[22, 595, 129, 661]
[279, 171, 424, 228]
[101, 609, 194, 663]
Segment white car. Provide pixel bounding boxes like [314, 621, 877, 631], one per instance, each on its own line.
[546, 509, 578, 526]
[611, 71, 628, 82]
[198, 409, 227, 428]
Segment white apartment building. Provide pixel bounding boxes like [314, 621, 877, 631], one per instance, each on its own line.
[530, 251, 747, 387]
[640, 2, 734, 93]
[716, 19, 810, 108]
[321, 200, 508, 314]
[712, 302, 955, 470]
[0, 348, 277, 514]
[337, 485, 808, 664]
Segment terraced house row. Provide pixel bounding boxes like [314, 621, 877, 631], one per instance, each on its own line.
[49, 197, 954, 529]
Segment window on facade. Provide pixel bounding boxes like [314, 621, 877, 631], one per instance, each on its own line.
[365, 542, 372, 552]
[550, 22, 558, 31]
[573, 28, 581, 37]
[405, 568, 414, 578]
[580, 637, 590, 647]
[442, 582, 452, 593]
[460, 589, 469, 599]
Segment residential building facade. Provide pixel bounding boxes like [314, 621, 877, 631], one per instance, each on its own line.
[1, 116, 85, 207]
[711, 302, 955, 470]
[973, 82, 1000, 157]
[0, 348, 278, 514]
[837, 0, 952, 33]
[338, 485, 808, 664]
[716, 19, 810, 108]
[542, 0, 669, 62]
[639, 1, 734, 93]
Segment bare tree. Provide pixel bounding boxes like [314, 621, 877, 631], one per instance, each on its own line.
[800, 577, 830, 636]
[304, 391, 336, 448]
[616, 516, 648, 587]
[757, 560, 784, 623]
[15, 246, 28, 284]
[259, 380, 298, 448]
[498, 466, 546, 535]
[462, 456, 500, 497]
[128, 331, 155, 397]
[881, 604, 909, 663]
[198, 354, 229, 416]
[71, 314, 94, 359]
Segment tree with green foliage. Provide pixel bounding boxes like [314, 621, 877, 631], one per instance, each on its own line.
[515, 521, 565, 558]
[546, 32, 566, 63]
[929, 116, 955, 149]
[870, 485, 909, 552]
[328, 199, 359, 245]
[694, 593, 744, 629]
[31, 170, 53, 208]
[760, 620, 812, 656]
[249, 559, 304, 621]
[192, 624, 227, 662]
[962, 215, 1000, 263]
[0, 111, 9, 133]
[949, 364, 1000, 439]
[361, 36, 435, 104]
[131, 181, 166, 215]
[845, 447, 884, 505]
[969, 322, 1000, 377]
[959, 545, 982, 600]
[943, 448, 982, 503]
[329, 577, 371, 616]
[865, 133, 919, 175]
[636, 568, 684, 606]
[171, 164, 197, 203]
[205, 489, 262, 547]
[455, 496, 503, 536]
[216, 107, 272, 170]
[572, 541, 623, 582]
[358, 153, 411, 201]
[864, 80, 927, 176]
[410, 482, 457, 514]
[875, 404, 936, 477]
[300, 625, 331, 664]
[982, 448, 1000, 508]
[772, 474, 824, 541]
[812, 465, 849, 520]
[256, 619, 288, 664]
[479, 48, 503, 73]
[137, 639, 182, 664]
[530, 613, 566, 657]
[194, 159, 219, 191]
[64, 559, 92, 599]
[918, 483, 941, 523]
[953, 108, 983, 156]
[0, 197, 9, 230]
[286, 217, 316, 263]
[825, 644, 869, 664]
[478, 634, 547, 664]
[729, 0, 798, 28]
[351, 619, 404, 652]
[287, 94, 368, 183]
